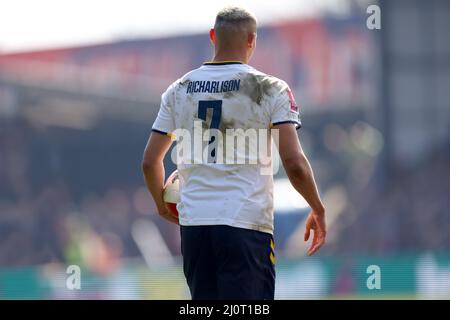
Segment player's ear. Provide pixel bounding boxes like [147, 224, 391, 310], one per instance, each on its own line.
[248, 32, 256, 48]
[210, 28, 215, 44]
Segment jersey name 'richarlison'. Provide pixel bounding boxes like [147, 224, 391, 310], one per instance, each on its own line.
[186, 79, 240, 94]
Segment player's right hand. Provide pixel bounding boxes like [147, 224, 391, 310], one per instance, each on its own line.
[158, 205, 179, 225]
[304, 210, 326, 256]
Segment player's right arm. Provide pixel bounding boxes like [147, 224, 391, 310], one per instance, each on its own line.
[274, 123, 326, 256]
[142, 131, 178, 224]
[142, 83, 178, 224]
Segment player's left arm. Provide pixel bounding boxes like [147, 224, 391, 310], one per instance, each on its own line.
[142, 132, 178, 224]
[270, 81, 325, 256]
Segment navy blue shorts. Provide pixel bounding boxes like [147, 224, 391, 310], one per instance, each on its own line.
[180, 225, 275, 300]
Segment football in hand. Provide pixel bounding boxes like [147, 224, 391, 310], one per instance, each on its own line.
[163, 170, 180, 218]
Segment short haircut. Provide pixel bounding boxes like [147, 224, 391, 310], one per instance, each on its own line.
[214, 6, 257, 31]
[214, 7, 257, 47]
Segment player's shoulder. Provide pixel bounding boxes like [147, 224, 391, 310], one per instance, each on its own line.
[243, 66, 290, 96]
[178, 68, 200, 84]
[246, 66, 289, 91]
[164, 68, 201, 95]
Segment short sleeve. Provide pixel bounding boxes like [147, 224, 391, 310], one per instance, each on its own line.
[152, 85, 176, 135]
[271, 84, 302, 129]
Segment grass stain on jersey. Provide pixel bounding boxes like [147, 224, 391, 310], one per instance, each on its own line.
[240, 74, 277, 105]
[179, 78, 190, 86]
[223, 90, 234, 99]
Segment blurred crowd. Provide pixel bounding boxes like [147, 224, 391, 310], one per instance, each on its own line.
[333, 146, 450, 254]
[0, 120, 180, 270]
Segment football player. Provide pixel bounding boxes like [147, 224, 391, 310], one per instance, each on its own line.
[142, 6, 326, 300]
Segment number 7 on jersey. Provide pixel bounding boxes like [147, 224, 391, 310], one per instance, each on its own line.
[198, 100, 222, 163]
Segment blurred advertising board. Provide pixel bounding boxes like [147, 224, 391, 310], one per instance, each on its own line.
[1, 253, 449, 299]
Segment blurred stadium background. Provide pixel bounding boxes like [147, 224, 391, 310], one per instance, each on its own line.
[0, 0, 449, 299]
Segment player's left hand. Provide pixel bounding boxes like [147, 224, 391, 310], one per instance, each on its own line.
[304, 210, 326, 256]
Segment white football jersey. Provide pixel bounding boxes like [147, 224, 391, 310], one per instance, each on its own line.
[152, 61, 301, 234]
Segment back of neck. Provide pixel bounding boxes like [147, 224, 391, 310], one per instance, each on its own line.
[212, 51, 247, 64]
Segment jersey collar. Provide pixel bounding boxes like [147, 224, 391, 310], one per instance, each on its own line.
[203, 61, 244, 66]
